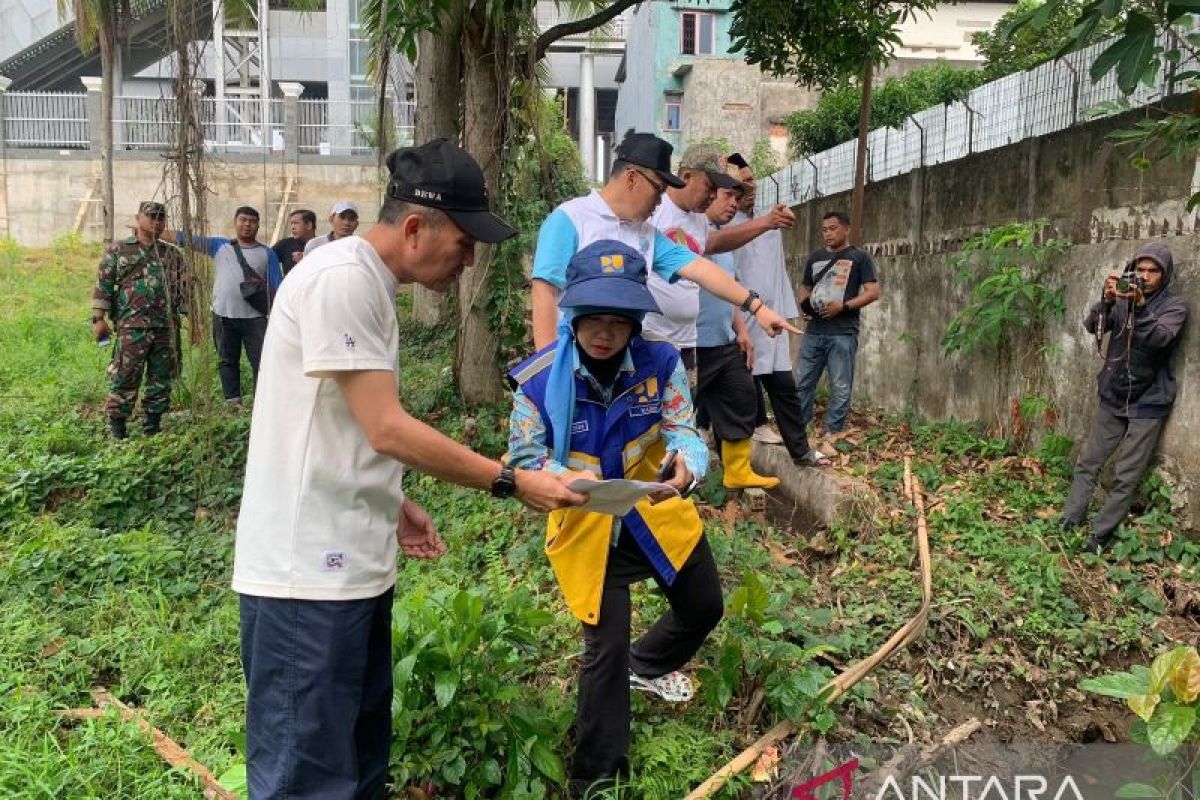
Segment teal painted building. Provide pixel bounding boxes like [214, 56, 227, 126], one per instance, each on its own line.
[614, 0, 740, 153]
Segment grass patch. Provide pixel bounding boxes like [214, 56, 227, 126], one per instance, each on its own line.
[0, 244, 1194, 798]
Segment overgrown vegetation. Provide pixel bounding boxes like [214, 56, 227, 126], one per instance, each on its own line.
[1, 245, 1194, 798]
[971, 0, 1118, 80]
[782, 63, 987, 158]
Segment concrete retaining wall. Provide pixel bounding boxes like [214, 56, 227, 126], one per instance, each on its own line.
[1, 152, 385, 245]
[778, 98, 1200, 524]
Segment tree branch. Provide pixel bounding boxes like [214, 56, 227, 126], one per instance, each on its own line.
[531, 0, 645, 62]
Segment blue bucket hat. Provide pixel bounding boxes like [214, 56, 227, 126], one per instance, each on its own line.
[544, 240, 660, 467]
[558, 240, 661, 317]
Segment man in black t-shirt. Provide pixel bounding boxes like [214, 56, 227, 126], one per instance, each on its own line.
[796, 210, 881, 443]
[272, 209, 316, 275]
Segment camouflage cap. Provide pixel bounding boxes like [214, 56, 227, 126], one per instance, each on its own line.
[677, 143, 740, 189]
[139, 201, 167, 216]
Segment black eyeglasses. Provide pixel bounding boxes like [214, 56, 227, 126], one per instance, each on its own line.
[633, 169, 666, 195]
[146, 212, 166, 222]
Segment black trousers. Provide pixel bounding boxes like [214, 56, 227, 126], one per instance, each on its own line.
[695, 343, 757, 443]
[240, 588, 394, 800]
[571, 531, 723, 791]
[755, 371, 813, 461]
[213, 312, 267, 400]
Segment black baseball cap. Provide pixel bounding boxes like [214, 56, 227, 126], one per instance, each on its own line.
[384, 138, 516, 244]
[139, 201, 167, 217]
[613, 130, 685, 189]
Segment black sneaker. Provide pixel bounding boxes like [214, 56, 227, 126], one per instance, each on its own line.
[1060, 516, 1084, 533]
[1081, 532, 1109, 555]
[109, 417, 128, 440]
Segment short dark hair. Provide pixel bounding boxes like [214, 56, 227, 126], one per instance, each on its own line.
[822, 210, 850, 227]
[377, 197, 446, 229]
[609, 160, 635, 180]
[290, 209, 316, 227]
[234, 206, 260, 220]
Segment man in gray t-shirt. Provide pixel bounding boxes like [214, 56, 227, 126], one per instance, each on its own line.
[179, 206, 282, 403]
[796, 210, 881, 440]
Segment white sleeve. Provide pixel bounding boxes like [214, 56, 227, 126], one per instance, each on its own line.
[297, 263, 395, 377]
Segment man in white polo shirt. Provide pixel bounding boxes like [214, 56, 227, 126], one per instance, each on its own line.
[234, 138, 586, 800]
[529, 131, 801, 352]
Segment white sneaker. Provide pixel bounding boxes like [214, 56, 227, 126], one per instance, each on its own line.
[629, 670, 694, 703]
[752, 424, 784, 445]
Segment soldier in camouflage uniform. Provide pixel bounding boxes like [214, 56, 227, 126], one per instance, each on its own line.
[91, 201, 190, 439]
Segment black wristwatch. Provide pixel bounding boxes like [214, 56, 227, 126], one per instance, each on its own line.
[739, 290, 761, 313]
[491, 464, 517, 499]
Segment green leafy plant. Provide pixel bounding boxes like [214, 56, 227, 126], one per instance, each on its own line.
[389, 585, 571, 798]
[1083, 646, 1200, 760]
[942, 221, 1069, 357]
[697, 570, 838, 731]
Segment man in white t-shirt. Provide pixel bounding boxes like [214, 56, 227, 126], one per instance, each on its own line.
[529, 130, 802, 353]
[643, 142, 797, 372]
[234, 138, 587, 800]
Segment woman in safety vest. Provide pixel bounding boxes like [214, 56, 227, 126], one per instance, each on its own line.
[507, 239, 724, 797]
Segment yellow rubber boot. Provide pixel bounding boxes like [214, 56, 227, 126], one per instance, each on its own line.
[721, 439, 780, 490]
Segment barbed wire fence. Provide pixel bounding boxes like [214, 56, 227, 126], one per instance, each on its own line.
[755, 30, 1197, 212]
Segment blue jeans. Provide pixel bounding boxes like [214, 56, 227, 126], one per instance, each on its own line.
[795, 333, 858, 434]
[240, 588, 394, 800]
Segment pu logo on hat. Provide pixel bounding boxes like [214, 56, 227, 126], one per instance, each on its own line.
[601, 254, 626, 274]
[414, 189, 443, 202]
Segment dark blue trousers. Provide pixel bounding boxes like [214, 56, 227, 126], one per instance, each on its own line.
[239, 588, 394, 800]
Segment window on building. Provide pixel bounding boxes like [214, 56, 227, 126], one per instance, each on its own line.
[681, 11, 715, 55]
[665, 93, 682, 131]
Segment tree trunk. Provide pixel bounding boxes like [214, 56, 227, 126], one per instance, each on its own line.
[850, 57, 873, 247]
[99, 27, 118, 242]
[456, 17, 507, 406]
[411, 5, 465, 327]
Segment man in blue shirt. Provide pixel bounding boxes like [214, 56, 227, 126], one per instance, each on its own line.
[530, 131, 800, 352]
[695, 183, 785, 490]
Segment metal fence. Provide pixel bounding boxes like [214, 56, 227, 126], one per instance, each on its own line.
[2, 91, 89, 149]
[297, 97, 416, 155]
[3, 92, 416, 155]
[755, 29, 1195, 211]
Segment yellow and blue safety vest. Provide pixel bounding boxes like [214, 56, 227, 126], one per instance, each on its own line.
[508, 339, 704, 623]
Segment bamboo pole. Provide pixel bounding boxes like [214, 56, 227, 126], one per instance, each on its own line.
[683, 456, 933, 799]
[58, 688, 236, 800]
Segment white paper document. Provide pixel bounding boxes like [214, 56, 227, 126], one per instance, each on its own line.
[567, 478, 678, 516]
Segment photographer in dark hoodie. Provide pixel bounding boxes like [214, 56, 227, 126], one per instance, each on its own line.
[1061, 242, 1187, 553]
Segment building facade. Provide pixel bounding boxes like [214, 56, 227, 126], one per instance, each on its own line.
[614, 1, 1015, 164]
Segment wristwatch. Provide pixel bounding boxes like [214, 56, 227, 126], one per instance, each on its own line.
[491, 464, 517, 499]
[739, 290, 761, 312]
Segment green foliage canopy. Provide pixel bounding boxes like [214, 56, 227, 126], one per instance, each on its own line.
[782, 63, 986, 157]
[727, 0, 941, 87]
[971, 0, 1117, 79]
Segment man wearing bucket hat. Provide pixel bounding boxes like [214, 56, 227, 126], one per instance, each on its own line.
[234, 138, 588, 800]
[530, 130, 801, 353]
[508, 239, 723, 797]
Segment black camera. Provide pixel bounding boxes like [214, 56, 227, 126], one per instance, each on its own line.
[1115, 270, 1146, 294]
